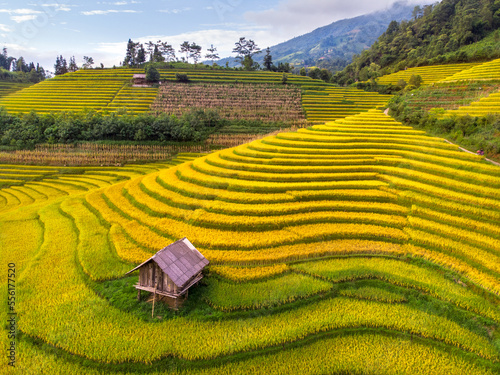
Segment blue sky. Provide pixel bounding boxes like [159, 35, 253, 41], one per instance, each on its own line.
[0, 0, 432, 72]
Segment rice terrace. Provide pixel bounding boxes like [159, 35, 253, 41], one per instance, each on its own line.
[2, 0, 500, 374]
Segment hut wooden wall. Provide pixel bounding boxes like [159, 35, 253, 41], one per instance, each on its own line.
[138, 262, 177, 293]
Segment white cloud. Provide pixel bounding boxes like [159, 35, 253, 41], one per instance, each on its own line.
[96, 1, 141, 4]
[3, 42, 36, 52]
[81, 9, 140, 15]
[159, 8, 192, 14]
[0, 23, 11, 32]
[0, 7, 49, 23]
[39, 3, 72, 11]
[11, 15, 38, 23]
[93, 27, 286, 66]
[0, 8, 42, 15]
[245, 0, 435, 40]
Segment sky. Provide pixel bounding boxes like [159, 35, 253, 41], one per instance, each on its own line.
[0, 0, 434, 73]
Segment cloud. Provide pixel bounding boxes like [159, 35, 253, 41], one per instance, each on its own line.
[96, 1, 141, 5]
[11, 15, 38, 23]
[159, 8, 192, 14]
[39, 3, 72, 11]
[0, 7, 52, 23]
[0, 8, 42, 15]
[81, 9, 140, 15]
[0, 23, 11, 32]
[245, 0, 434, 39]
[94, 27, 286, 66]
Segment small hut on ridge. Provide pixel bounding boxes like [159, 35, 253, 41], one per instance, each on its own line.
[125, 237, 208, 308]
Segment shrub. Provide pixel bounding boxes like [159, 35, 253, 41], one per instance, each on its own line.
[175, 73, 189, 82]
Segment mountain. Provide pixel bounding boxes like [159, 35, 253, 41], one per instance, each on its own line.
[216, 1, 421, 70]
[333, 0, 500, 84]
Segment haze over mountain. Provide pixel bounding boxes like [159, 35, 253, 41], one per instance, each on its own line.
[217, 1, 429, 70]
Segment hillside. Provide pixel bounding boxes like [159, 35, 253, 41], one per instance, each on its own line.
[216, 1, 418, 70]
[376, 57, 500, 158]
[1, 107, 500, 373]
[334, 0, 500, 84]
[0, 68, 327, 115]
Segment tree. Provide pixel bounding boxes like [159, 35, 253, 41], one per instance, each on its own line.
[145, 66, 161, 83]
[205, 44, 219, 64]
[136, 44, 146, 64]
[54, 55, 68, 75]
[308, 67, 320, 80]
[123, 39, 139, 66]
[68, 56, 78, 72]
[0, 47, 14, 70]
[242, 55, 259, 71]
[277, 62, 291, 73]
[189, 43, 202, 64]
[175, 73, 189, 82]
[160, 42, 176, 62]
[54, 56, 62, 75]
[412, 5, 423, 20]
[146, 41, 156, 61]
[263, 47, 273, 70]
[281, 73, 288, 85]
[319, 68, 332, 82]
[83, 56, 94, 69]
[28, 68, 41, 83]
[408, 74, 423, 88]
[299, 67, 306, 76]
[152, 44, 164, 63]
[179, 41, 191, 62]
[232, 37, 261, 70]
[14, 57, 29, 73]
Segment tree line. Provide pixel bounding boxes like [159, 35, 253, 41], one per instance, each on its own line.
[0, 108, 225, 148]
[0, 48, 46, 83]
[123, 39, 211, 66]
[121, 37, 297, 73]
[54, 56, 99, 75]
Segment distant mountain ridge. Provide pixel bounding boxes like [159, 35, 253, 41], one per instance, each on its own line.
[332, 0, 500, 85]
[216, 1, 422, 70]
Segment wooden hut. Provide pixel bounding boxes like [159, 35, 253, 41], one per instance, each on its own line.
[132, 73, 147, 86]
[125, 238, 209, 308]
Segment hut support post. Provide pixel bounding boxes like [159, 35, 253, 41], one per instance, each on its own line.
[151, 283, 157, 318]
[137, 289, 141, 301]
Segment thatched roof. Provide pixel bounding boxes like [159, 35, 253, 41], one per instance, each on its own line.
[126, 238, 209, 288]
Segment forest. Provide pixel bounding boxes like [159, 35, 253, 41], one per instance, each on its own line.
[333, 0, 500, 85]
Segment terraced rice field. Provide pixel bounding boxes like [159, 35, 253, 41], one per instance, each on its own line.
[0, 81, 33, 98]
[0, 68, 329, 115]
[0, 68, 391, 122]
[376, 62, 481, 85]
[1, 108, 499, 373]
[444, 90, 500, 116]
[404, 83, 500, 111]
[439, 58, 500, 82]
[0, 155, 196, 208]
[301, 86, 391, 122]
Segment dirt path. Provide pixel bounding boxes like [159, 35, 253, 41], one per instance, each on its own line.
[443, 139, 500, 166]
